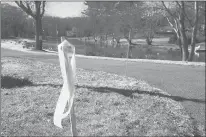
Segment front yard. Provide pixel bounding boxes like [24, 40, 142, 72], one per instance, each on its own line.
[1, 57, 205, 136]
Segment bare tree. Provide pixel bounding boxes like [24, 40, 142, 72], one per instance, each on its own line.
[188, 1, 199, 61]
[15, 1, 46, 50]
[82, 1, 103, 42]
[141, 4, 162, 45]
[161, 1, 200, 61]
[115, 1, 143, 58]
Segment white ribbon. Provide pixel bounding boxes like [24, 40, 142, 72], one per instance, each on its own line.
[53, 40, 76, 128]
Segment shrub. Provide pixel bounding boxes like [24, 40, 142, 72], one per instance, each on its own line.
[168, 34, 205, 44]
[145, 54, 158, 59]
[22, 41, 35, 49]
[168, 35, 177, 44]
[145, 47, 153, 55]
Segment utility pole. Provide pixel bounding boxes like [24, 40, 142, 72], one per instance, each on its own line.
[56, 24, 59, 45]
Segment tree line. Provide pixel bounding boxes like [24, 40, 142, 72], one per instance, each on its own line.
[1, 1, 205, 61]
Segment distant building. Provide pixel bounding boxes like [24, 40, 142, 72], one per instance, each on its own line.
[158, 26, 174, 32]
[65, 27, 77, 37]
[65, 30, 75, 37]
[72, 27, 77, 33]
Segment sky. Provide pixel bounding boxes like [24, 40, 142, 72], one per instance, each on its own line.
[3, 2, 88, 18]
[45, 2, 87, 18]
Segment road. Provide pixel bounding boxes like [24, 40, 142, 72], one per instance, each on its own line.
[1, 48, 205, 125]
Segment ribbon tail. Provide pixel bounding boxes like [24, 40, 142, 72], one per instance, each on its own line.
[53, 85, 69, 128]
[53, 84, 75, 128]
[61, 94, 74, 119]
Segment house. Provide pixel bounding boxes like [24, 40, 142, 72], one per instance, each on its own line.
[158, 26, 174, 33]
[195, 42, 206, 52]
[65, 27, 77, 37]
[66, 30, 75, 37]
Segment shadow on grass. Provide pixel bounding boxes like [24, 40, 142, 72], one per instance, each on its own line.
[1, 75, 33, 89]
[76, 85, 205, 104]
[32, 83, 62, 88]
[27, 83, 206, 104]
[1, 76, 204, 104]
[1, 74, 62, 89]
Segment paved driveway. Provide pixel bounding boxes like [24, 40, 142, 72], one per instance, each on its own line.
[1, 48, 205, 125]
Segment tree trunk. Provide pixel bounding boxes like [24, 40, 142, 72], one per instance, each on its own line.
[181, 42, 188, 61]
[145, 31, 153, 45]
[105, 33, 108, 40]
[177, 37, 183, 58]
[114, 37, 120, 48]
[176, 31, 183, 59]
[93, 34, 97, 46]
[189, 44, 195, 61]
[105, 33, 108, 47]
[128, 40, 132, 58]
[180, 27, 189, 61]
[116, 38, 120, 47]
[35, 17, 43, 50]
[100, 36, 103, 47]
[127, 29, 132, 58]
[146, 37, 152, 45]
[178, 3, 189, 61]
[112, 34, 115, 47]
[189, 1, 199, 61]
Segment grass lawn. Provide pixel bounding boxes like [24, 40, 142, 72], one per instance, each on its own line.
[1, 57, 205, 136]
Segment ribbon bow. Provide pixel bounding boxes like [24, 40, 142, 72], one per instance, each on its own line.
[53, 40, 76, 128]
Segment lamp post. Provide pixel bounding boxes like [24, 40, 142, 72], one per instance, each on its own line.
[56, 24, 59, 45]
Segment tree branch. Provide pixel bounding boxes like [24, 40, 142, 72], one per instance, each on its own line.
[178, 1, 193, 27]
[35, 1, 41, 16]
[184, 12, 193, 27]
[166, 16, 174, 28]
[40, 1, 46, 18]
[26, 2, 35, 17]
[194, 1, 199, 27]
[175, 1, 182, 9]
[161, 1, 177, 18]
[174, 18, 179, 31]
[191, 1, 199, 45]
[15, 1, 36, 18]
[165, 16, 178, 34]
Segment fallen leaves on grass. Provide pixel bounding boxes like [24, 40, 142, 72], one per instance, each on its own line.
[1, 57, 205, 136]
